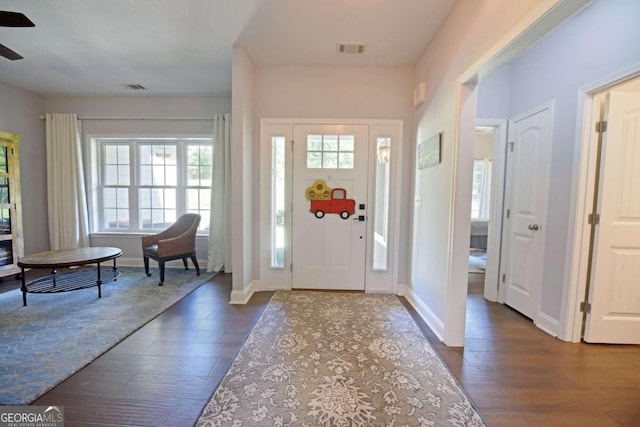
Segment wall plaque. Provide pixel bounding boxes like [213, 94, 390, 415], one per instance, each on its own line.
[418, 133, 441, 169]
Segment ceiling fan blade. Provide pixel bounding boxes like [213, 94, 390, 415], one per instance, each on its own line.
[0, 11, 35, 27]
[0, 44, 23, 61]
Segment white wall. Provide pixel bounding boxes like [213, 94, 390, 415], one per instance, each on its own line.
[411, 0, 545, 345]
[0, 82, 48, 255]
[474, 133, 493, 160]
[254, 65, 415, 286]
[44, 95, 231, 266]
[230, 47, 256, 301]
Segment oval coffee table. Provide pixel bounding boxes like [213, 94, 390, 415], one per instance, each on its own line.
[18, 247, 122, 306]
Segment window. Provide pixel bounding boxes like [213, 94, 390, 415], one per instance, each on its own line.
[471, 159, 492, 219]
[271, 136, 286, 268]
[373, 137, 391, 270]
[96, 137, 212, 234]
[306, 134, 354, 169]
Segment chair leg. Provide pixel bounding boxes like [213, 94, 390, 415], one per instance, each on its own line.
[191, 256, 200, 276]
[159, 261, 165, 286]
[182, 258, 188, 270]
[144, 256, 151, 277]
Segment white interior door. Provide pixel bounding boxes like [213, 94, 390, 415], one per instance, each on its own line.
[291, 124, 369, 290]
[502, 106, 552, 319]
[584, 91, 640, 344]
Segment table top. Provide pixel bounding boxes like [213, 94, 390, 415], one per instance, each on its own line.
[18, 247, 122, 268]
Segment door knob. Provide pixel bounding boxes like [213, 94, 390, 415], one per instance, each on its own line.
[528, 224, 540, 231]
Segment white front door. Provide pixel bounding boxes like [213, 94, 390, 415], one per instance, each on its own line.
[584, 91, 640, 344]
[502, 106, 552, 319]
[291, 124, 369, 290]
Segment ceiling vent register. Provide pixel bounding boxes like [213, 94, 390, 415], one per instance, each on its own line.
[123, 84, 146, 90]
[337, 43, 366, 55]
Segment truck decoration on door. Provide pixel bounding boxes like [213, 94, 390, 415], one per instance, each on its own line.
[305, 179, 355, 219]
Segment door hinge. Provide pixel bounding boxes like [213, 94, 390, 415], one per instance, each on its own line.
[508, 141, 514, 152]
[595, 121, 608, 133]
[502, 273, 506, 283]
[580, 301, 591, 313]
[506, 209, 510, 219]
[588, 213, 600, 225]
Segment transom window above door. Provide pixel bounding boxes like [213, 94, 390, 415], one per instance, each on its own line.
[306, 134, 354, 169]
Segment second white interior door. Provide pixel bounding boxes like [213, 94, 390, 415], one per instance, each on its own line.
[291, 124, 369, 290]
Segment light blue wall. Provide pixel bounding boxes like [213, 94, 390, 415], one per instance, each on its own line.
[477, 64, 511, 120]
[0, 82, 48, 255]
[477, 0, 640, 325]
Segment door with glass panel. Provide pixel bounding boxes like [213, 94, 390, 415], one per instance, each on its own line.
[291, 124, 369, 290]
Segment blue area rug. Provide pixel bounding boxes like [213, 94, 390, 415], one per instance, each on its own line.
[0, 267, 214, 405]
[469, 250, 487, 272]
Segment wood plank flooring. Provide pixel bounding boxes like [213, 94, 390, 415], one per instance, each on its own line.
[404, 273, 640, 427]
[5, 271, 639, 425]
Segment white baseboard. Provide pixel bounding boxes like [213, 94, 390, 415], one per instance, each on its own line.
[229, 279, 259, 304]
[536, 311, 560, 338]
[397, 284, 445, 342]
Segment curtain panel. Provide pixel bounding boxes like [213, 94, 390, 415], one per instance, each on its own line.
[45, 113, 90, 250]
[207, 114, 231, 272]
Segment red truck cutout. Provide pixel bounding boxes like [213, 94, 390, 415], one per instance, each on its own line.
[310, 188, 355, 219]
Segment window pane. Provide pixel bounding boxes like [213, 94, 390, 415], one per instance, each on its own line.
[338, 152, 354, 169]
[198, 210, 210, 232]
[0, 178, 10, 204]
[165, 165, 177, 186]
[323, 152, 338, 169]
[104, 165, 118, 185]
[117, 165, 130, 185]
[199, 189, 211, 210]
[103, 188, 116, 208]
[140, 145, 152, 164]
[339, 135, 354, 151]
[105, 145, 118, 164]
[139, 188, 151, 209]
[307, 152, 322, 169]
[116, 188, 129, 208]
[271, 136, 286, 268]
[140, 209, 152, 229]
[118, 145, 129, 163]
[373, 137, 391, 270]
[187, 189, 200, 210]
[323, 135, 338, 151]
[165, 189, 176, 209]
[307, 135, 322, 151]
[151, 210, 164, 228]
[140, 165, 152, 186]
[0, 208, 11, 234]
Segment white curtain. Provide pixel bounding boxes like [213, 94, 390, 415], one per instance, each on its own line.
[207, 114, 232, 272]
[478, 158, 493, 219]
[45, 113, 90, 250]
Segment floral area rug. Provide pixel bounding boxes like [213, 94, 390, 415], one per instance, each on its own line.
[197, 291, 486, 426]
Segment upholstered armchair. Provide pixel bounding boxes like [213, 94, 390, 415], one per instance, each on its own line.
[142, 213, 201, 286]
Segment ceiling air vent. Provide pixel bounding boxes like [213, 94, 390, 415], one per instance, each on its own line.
[337, 43, 366, 55]
[123, 83, 146, 90]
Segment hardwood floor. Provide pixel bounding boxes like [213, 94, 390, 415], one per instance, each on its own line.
[404, 273, 640, 427]
[31, 273, 274, 427]
[9, 271, 639, 425]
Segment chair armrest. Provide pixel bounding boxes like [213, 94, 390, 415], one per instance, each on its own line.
[142, 234, 160, 248]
